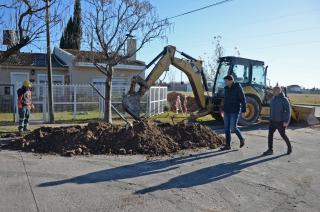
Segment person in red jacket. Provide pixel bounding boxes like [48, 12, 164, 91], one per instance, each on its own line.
[17, 80, 34, 132]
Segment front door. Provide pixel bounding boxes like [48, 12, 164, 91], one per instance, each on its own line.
[10, 72, 29, 94]
[10, 72, 29, 122]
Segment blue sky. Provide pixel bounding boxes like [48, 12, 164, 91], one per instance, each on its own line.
[136, 0, 320, 88]
[17, 0, 320, 88]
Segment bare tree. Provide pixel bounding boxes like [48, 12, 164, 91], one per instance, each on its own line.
[204, 35, 224, 81]
[0, 0, 64, 63]
[84, 0, 169, 123]
[234, 46, 241, 56]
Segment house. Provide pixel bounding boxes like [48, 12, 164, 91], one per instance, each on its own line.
[0, 42, 146, 112]
[0, 43, 146, 96]
[53, 47, 145, 93]
[164, 82, 189, 92]
[287, 85, 302, 94]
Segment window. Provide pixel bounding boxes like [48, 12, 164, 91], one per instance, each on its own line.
[252, 65, 266, 86]
[214, 62, 230, 95]
[4, 86, 11, 95]
[232, 64, 249, 83]
[112, 77, 129, 95]
[92, 76, 129, 96]
[37, 74, 64, 97]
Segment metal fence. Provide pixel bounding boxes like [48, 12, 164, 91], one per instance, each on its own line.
[0, 84, 167, 124]
[0, 84, 15, 124]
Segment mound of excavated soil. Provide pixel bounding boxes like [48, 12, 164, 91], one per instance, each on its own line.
[3, 121, 225, 156]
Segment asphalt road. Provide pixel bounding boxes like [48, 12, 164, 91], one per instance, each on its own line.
[1, 125, 320, 212]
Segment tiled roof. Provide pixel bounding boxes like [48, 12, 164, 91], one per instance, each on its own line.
[0, 52, 67, 68]
[64, 49, 145, 66]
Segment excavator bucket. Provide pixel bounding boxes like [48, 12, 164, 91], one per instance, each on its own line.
[291, 105, 319, 125]
[122, 94, 142, 120]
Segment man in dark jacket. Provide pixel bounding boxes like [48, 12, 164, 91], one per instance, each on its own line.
[263, 86, 292, 155]
[220, 75, 247, 151]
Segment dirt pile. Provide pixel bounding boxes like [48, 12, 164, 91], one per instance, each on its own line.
[167, 92, 199, 112]
[3, 121, 224, 156]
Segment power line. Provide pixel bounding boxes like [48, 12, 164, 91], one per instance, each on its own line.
[165, 0, 234, 20]
[244, 40, 320, 52]
[241, 8, 320, 27]
[228, 26, 320, 40]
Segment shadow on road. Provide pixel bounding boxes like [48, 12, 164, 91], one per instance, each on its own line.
[210, 121, 310, 133]
[135, 153, 286, 194]
[38, 149, 238, 187]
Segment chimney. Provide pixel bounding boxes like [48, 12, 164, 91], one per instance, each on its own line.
[3, 30, 18, 49]
[126, 38, 136, 61]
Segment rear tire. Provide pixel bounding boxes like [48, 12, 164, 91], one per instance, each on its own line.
[239, 96, 260, 126]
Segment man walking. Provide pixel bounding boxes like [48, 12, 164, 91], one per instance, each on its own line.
[263, 86, 292, 155]
[17, 80, 34, 132]
[220, 75, 247, 151]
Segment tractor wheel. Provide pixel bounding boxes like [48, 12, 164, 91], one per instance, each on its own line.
[239, 96, 260, 126]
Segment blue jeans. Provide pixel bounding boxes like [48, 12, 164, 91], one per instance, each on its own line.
[18, 108, 30, 130]
[224, 112, 244, 147]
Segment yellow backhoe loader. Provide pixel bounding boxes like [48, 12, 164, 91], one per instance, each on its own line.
[122, 45, 318, 125]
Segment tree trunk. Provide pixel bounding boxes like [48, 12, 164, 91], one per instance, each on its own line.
[104, 65, 113, 123]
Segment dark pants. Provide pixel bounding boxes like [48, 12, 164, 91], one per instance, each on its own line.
[268, 121, 291, 151]
[18, 108, 30, 130]
[224, 112, 244, 147]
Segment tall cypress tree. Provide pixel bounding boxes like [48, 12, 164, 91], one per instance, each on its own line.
[72, 0, 82, 50]
[59, 0, 82, 49]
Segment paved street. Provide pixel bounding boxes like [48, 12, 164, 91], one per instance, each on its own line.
[1, 125, 320, 212]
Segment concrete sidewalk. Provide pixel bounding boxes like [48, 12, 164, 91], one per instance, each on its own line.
[1, 126, 320, 212]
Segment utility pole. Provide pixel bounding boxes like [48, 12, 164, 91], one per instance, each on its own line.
[45, 0, 54, 123]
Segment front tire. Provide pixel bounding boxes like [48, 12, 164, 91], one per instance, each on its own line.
[239, 96, 260, 126]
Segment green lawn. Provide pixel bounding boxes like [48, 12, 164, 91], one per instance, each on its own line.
[288, 94, 320, 106]
[0, 111, 102, 126]
[151, 112, 218, 125]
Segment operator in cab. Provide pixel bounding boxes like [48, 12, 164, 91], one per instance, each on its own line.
[220, 75, 247, 151]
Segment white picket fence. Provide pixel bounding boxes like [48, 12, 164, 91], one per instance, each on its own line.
[147, 86, 168, 116]
[13, 84, 167, 122]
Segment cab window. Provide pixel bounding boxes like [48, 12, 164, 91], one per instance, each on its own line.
[252, 65, 266, 86]
[232, 64, 249, 83]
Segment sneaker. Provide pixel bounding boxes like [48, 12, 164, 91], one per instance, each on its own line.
[240, 138, 245, 148]
[220, 145, 231, 151]
[262, 149, 273, 156]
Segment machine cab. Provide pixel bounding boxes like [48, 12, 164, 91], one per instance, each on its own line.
[213, 56, 267, 98]
[211, 56, 268, 125]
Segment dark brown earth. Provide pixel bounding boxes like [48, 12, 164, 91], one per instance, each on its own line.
[167, 92, 200, 112]
[3, 121, 225, 156]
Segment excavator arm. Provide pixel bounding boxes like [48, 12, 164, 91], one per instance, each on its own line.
[122, 45, 211, 120]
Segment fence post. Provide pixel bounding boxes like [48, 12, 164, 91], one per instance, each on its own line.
[42, 86, 46, 122]
[158, 87, 162, 114]
[73, 85, 77, 119]
[12, 84, 16, 123]
[147, 88, 151, 116]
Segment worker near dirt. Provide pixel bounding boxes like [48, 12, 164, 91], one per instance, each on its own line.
[183, 95, 188, 114]
[220, 75, 246, 151]
[262, 86, 292, 155]
[175, 95, 183, 114]
[17, 80, 34, 132]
